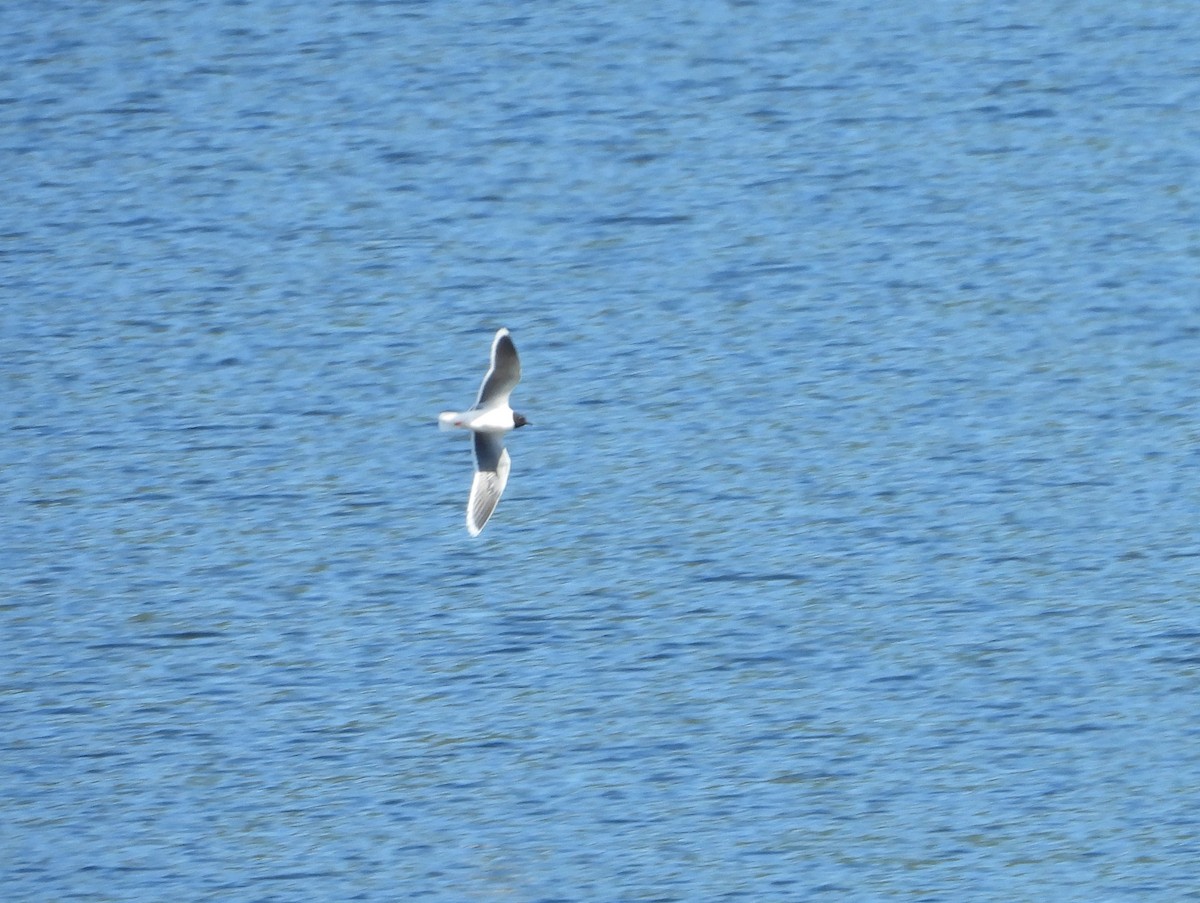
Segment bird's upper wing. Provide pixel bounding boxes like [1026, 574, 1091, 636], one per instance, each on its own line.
[475, 328, 521, 407]
[467, 434, 511, 536]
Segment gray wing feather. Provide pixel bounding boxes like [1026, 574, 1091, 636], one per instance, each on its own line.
[473, 431, 505, 473]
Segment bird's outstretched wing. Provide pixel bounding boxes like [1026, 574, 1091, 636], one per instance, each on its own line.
[475, 328, 521, 407]
[467, 433, 511, 536]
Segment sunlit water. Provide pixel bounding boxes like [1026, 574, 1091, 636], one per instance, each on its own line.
[3, 1, 1199, 900]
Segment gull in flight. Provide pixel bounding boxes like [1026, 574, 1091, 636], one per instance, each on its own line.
[439, 328, 528, 536]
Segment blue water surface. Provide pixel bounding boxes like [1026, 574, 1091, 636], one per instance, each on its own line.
[3, 1, 1199, 900]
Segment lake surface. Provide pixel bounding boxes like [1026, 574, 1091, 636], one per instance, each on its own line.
[3, 1, 1199, 900]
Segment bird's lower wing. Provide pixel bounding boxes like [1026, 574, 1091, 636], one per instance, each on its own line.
[467, 446, 511, 536]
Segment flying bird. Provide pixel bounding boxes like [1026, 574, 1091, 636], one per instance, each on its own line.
[438, 328, 528, 536]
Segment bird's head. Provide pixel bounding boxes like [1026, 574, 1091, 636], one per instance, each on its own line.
[513, 412, 529, 428]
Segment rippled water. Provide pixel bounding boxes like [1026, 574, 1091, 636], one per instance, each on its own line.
[4, 1, 1200, 900]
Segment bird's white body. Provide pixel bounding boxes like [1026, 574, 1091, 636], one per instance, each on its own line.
[438, 404, 519, 434]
